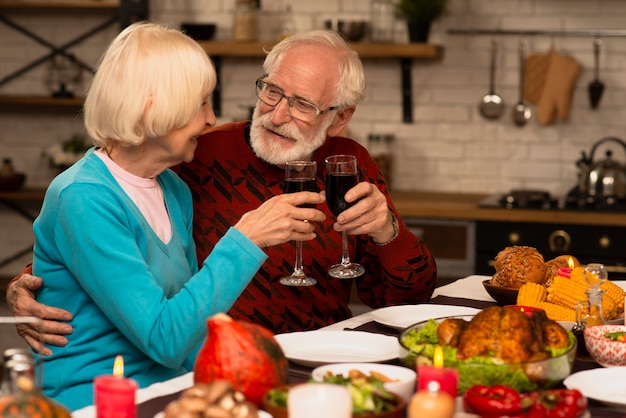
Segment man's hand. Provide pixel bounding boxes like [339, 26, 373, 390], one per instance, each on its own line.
[6, 273, 73, 356]
[332, 182, 396, 243]
[235, 191, 327, 248]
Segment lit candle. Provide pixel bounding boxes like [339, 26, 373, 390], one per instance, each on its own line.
[417, 345, 459, 399]
[505, 305, 545, 317]
[94, 355, 137, 418]
[557, 267, 572, 278]
[288, 383, 352, 418]
[557, 257, 576, 278]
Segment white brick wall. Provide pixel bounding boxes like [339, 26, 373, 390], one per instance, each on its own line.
[2, 0, 626, 276]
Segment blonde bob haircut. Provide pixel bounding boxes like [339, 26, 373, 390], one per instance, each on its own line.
[262, 30, 366, 108]
[84, 21, 217, 148]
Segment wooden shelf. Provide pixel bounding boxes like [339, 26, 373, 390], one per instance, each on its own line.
[0, 1, 119, 10]
[197, 41, 445, 123]
[196, 41, 444, 60]
[0, 95, 83, 107]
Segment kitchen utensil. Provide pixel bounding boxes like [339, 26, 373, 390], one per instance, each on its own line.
[512, 39, 531, 126]
[588, 37, 605, 109]
[479, 40, 505, 119]
[576, 136, 626, 199]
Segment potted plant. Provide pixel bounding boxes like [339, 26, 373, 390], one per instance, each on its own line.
[395, 0, 448, 42]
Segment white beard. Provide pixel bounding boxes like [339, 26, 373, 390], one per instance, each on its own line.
[249, 104, 333, 165]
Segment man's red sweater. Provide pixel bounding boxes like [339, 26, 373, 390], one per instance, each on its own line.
[174, 121, 437, 333]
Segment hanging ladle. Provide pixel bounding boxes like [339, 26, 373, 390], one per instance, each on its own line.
[512, 38, 531, 127]
[479, 40, 505, 119]
[588, 37, 605, 109]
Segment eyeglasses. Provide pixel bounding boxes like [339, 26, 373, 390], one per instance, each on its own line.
[255, 77, 339, 123]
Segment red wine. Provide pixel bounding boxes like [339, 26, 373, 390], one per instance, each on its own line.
[326, 173, 358, 216]
[285, 178, 317, 208]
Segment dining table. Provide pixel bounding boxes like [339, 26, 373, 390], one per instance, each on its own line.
[72, 275, 626, 418]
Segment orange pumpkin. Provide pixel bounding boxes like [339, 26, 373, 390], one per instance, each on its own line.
[194, 313, 288, 406]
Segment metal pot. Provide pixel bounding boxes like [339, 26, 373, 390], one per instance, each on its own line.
[577, 136, 626, 199]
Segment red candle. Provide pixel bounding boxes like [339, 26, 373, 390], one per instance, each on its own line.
[417, 346, 459, 399]
[557, 267, 572, 278]
[94, 356, 137, 418]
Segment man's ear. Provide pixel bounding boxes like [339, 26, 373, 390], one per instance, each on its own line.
[326, 106, 356, 137]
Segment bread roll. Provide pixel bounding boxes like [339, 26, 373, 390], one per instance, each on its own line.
[491, 246, 546, 289]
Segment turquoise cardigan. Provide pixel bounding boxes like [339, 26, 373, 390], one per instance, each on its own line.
[33, 148, 267, 410]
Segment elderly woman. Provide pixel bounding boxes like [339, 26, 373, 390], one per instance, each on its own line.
[32, 22, 325, 410]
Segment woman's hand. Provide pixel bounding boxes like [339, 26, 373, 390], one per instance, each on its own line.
[6, 273, 74, 356]
[234, 191, 326, 248]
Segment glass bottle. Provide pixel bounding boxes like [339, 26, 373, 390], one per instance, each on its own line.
[573, 263, 608, 358]
[233, 0, 258, 42]
[279, 4, 296, 40]
[0, 351, 35, 396]
[581, 263, 608, 327]
[370, 0, 395, 42]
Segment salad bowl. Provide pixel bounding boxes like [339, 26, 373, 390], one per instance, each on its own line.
[398, 314, 577, 394]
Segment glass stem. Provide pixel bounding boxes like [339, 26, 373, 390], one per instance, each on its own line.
[340, 230, 351, 267]
[293, 240, 305, 277]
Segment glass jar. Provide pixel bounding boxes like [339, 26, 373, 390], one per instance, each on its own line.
[370, 0, 395, 42]
[233, 0, 258, 42]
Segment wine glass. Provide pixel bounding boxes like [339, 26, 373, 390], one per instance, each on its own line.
[324, 155, 365, 279]
[280, 160, 318, 286]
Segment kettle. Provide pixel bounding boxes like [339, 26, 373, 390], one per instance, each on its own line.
[577, 136, 626, 199]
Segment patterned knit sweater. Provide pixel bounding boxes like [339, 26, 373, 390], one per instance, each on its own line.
[176, 121, 437, 333]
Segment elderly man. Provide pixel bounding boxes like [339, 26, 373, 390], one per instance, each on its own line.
[8, 30, 437, 355]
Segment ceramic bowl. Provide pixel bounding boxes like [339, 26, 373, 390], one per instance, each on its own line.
[584, 324, 626, 367]
[398, 315, 577, 394]
[0, 173, 26, 191]
[324, 19, 367, 42]
[311, 362, 417, 403]
[482, 279, 519, 306]
[262, 383, 406, 418]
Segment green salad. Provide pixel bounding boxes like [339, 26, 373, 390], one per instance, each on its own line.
[401, 318, 576, 394]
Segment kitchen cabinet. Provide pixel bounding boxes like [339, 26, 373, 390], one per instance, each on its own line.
[196, 41, 444, 123]
[404, 218, 475, 281]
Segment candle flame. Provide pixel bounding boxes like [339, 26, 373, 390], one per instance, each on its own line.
[568, 257, 574, 268]
[113, 355, 124, 378]
[433, 345, 444, 368]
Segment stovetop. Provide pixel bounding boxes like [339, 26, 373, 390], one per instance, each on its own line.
[479, 188, 626, 212]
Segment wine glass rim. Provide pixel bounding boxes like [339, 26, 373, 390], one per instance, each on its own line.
[285, 160, 316, 166]
[324, 154, 356, 163]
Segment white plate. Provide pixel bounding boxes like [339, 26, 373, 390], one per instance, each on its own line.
[369, 304, 481, 330]
[564, 367, 626, 410]
[274, 330, 398, 367]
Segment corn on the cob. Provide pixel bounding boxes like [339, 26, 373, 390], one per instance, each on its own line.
[537, 302, 576, 322]
[517, 282, 547, 306]
[547, 275, 617, 319]
[601, 280, 625, 311]
[547, 276, 587, 308]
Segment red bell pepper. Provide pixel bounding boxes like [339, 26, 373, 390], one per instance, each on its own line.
[525, 389, 587, 418]
[463, 385, 525, 417]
